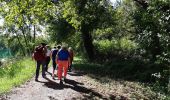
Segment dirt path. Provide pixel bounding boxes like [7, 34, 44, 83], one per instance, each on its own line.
[0, 67, 110, 100]
[0, 66, 157, 100]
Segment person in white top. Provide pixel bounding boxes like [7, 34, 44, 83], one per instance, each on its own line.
[45, 45, 51, 72]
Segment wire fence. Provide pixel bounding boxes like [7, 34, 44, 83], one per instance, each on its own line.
[0, 49, 12, 58]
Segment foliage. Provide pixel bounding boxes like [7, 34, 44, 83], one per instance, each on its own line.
[60, 0, 116, 60]
[0, 57, 36, 94]
[93, 37, 137, 62]
[47, 18, 75, 44]
[133, 0, 170, 62]
[0, 0, 57, 55]
[0, 0, 170, 98]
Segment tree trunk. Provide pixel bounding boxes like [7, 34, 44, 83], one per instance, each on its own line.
[16, 35, 26, 56]
[150, 32, 162, 61]
[33, 25, 36, 43]
[21, 27, 30, 54]
[81, 24, 94, 61]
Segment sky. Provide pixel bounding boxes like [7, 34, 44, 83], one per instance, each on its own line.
[110, 0, 118, 4]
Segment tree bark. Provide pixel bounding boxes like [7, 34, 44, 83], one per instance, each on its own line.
[81, 24, 94, 61]
[20, 27, 30, 54]
[16, 34, 26, 56]
[33, 25, 36, 43]
[150, 32, 162, 61]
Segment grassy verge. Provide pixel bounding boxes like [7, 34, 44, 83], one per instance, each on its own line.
[0, 57, 36, 94]
[73, 56, 170, 99]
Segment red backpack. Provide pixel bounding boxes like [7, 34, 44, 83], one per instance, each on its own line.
[33, 46, 46, 61]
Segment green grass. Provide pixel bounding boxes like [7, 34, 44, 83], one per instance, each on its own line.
[0, 57, 36, 94]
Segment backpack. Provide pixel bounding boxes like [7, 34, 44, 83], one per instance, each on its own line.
[33, 46, 46, 61]
[58, 49, 69, 60]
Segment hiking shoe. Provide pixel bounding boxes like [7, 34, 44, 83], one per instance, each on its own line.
[64, 77, 68, 83]
[42, 75, 46, 78]
[35, 78, 38, 82]
[59, 80, 63, 85]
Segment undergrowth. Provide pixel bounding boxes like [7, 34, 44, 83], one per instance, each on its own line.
[0, 57, 36, 94]
[73, 56, 170, 99]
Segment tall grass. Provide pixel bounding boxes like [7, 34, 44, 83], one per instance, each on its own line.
[0, 57, 36, 94]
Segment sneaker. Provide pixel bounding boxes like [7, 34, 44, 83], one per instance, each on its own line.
[59, 80, 63, 85]
[42, 75, 46, 78]
[35, 78, 38, 82]
[64, 77, 67, 83]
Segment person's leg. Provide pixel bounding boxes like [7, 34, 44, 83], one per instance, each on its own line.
[42, 60, 46, 78]
[68, 61, 72, 71]
[35, 61, 41, 81]
[46, 57, 50, 71]
[52, 60, 56, 78]
[57, 61, 63, 80]
[57, 61, 64, 84]
[63, 61, 69, 78]
[45, 57, 50, 72]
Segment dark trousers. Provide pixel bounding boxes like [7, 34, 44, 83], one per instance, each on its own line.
[36, 60, 46, 79]
[45, 57, 50, 71]
[68, 62, 73, 71]
[52, 59, 56, 70]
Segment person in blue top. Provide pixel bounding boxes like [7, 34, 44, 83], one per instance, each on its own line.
[51, 45, 61, 79]
[56, 44, 70, 84]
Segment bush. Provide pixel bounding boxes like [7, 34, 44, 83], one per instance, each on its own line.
[93, 37, 138, 62]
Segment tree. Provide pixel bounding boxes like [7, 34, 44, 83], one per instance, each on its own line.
[133, 0, 170, 62]
[0, 0, 57, 55]
[61, 0, 115, 60]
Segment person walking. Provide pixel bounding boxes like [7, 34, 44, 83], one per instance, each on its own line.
[51, 45, 61, 79]
[68, 47, 74, 72]
[56, 44, 70, 84]
[45, 45, 51, 72]
[32, 43, 47, 81]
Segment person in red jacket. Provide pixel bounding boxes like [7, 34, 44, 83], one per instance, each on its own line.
[32, 43, 47, 81]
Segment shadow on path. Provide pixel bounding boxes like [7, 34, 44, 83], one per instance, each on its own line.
[36, 77, 64, 90]
[41, 77, 107, 99]
[68, 71, 85, 76]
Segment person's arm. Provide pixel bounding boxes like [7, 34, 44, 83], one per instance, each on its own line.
[56, 52, 59, 64]
[50, 50, 53, 58]
[32, 53, 34, 60]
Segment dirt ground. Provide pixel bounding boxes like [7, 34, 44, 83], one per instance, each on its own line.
[0, 67, 119, 100]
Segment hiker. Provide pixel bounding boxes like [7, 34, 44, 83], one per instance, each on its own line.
[45, 45, 51, 72]
[32, 43, 47, 81]
[56, 44, 70, 84]
[68, 47, 74, 72]
[51, 45, 61, 79]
